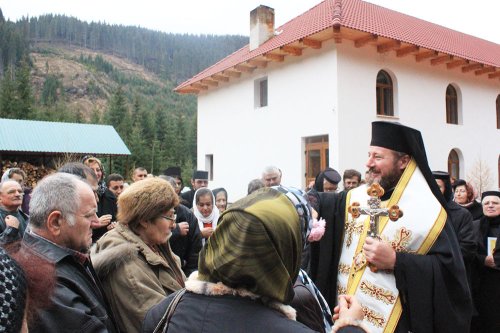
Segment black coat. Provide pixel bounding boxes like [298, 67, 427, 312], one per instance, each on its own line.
[142, 290, 317, 333]
[23, 231, 119, 333]
[169, 204, 202, 276]
[471, 216, 500, 333]
[180, 190, 195, 209]
[447, 201, 476, 286]
[0, 208, 29, 244]
[94, 189, 118, 243]
[142, 289, 365, 333]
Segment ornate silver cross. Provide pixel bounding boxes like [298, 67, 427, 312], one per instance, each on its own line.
[348, 183, 403, 272]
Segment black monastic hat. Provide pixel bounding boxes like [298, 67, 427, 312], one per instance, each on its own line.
[323, 168, 341, 184]
[370, 121, 447, 207]
[192, 170, 208, 180]
[163, 166, 181, 177]
[432, 171, 449, 180]
[481, 190, 500, 201]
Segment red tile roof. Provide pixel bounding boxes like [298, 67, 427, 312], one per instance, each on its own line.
[175, 0, 500, 92]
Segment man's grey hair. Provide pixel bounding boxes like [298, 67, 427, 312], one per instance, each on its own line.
[248, 178, 265, 195]
[262, 166, 281, 176]
[29, 173, 86, 228]
[0, 180, 21, 194]
[158, 175, 177, 188]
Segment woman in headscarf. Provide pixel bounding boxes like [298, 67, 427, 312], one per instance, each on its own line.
[142, 188, 367, 333]
[192, 188, 219, 242]
[212, 187, 228, 214]
[92, 177, 185, 333]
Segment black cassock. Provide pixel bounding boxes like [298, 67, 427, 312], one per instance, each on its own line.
[471, 216, 500, 333]
[309, 190, 472, 333]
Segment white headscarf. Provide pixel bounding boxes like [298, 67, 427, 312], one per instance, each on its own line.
[192, 188, 220, 232]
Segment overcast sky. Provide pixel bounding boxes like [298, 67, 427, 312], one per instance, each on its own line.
[0, 0, 498, 44]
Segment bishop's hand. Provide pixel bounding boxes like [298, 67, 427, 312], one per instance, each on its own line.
[363, 237, 396, 270]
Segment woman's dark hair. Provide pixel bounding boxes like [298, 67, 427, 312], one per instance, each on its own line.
[212, 188, 227, 201]
[195, 188, 213, 204]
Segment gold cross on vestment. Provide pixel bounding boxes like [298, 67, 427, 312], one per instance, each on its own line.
[344, 220, 364, 247]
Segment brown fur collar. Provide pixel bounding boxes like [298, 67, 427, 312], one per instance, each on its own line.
[90, 242, 137, 280]
[185, 272, 297, 320]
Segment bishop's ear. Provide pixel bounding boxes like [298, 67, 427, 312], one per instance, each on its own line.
[398, 154, 411, 170]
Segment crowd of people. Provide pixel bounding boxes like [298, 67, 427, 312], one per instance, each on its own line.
[0, 120, 499, 332]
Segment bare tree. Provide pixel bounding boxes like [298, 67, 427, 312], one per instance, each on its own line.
[466, 158, 492, 199]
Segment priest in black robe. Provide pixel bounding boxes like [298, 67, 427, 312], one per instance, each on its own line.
[310, 121, 472, 333]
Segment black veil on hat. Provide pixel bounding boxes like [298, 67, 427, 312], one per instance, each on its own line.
[370, 121, 447, 208]
[432, 171, 453, 202]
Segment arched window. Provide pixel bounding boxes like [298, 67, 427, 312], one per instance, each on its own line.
[496, 95, 500, 129]
[447, 149, 460, 179]
[376, 70, 393, 116]
[446, 85, 458, 124]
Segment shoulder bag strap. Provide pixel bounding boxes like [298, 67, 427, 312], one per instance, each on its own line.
[152, 288, 186, 333]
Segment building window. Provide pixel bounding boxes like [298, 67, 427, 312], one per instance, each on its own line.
[446, 85, 458, 124]
[376, 70, 393, 116]
[304, 135, 329, 187]
[447, 149, 460, 180]
[496, 95, 500, 129]
[205, 154, 213, 181]
[254, 77, 268, 108]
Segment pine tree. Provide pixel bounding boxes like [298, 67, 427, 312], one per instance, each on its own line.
[15, 59, 34, 119]
[0, 66, 16, 118]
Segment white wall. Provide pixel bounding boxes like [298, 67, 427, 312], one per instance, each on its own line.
[197, 42, 340, 200]
[196, 38, 500, 201]
[335, 41, 500, 191]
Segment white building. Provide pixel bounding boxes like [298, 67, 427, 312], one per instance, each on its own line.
[175, 0, 500, 200]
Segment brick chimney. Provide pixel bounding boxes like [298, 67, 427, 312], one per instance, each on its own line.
[249, 5, 275, 51]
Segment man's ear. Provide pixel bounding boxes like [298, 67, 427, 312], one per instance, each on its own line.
[46, 211, 64, 236]
[398, 154, 411, 170]
[191, 179, 195, 187]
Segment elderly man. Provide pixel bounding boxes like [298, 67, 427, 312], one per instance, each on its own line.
[311, 121, 471, 333]
[0, 180, 29, 243]
[22, 173, 118, 333]
[261, 165, 282, 187]
[181, 170, 209, 209]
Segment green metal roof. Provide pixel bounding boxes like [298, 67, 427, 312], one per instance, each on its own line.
[0, 118, 131, 155]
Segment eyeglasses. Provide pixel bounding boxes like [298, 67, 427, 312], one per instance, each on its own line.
[161, 214, 177, 222]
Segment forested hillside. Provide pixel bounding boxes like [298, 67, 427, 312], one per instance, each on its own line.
[0, 8, 248, 177]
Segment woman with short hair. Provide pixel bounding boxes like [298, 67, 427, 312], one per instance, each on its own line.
[92, 177, 185, 333]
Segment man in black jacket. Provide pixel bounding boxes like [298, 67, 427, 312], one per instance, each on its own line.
[0, 180, 29, 244]
[22, 172, 119, 333]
